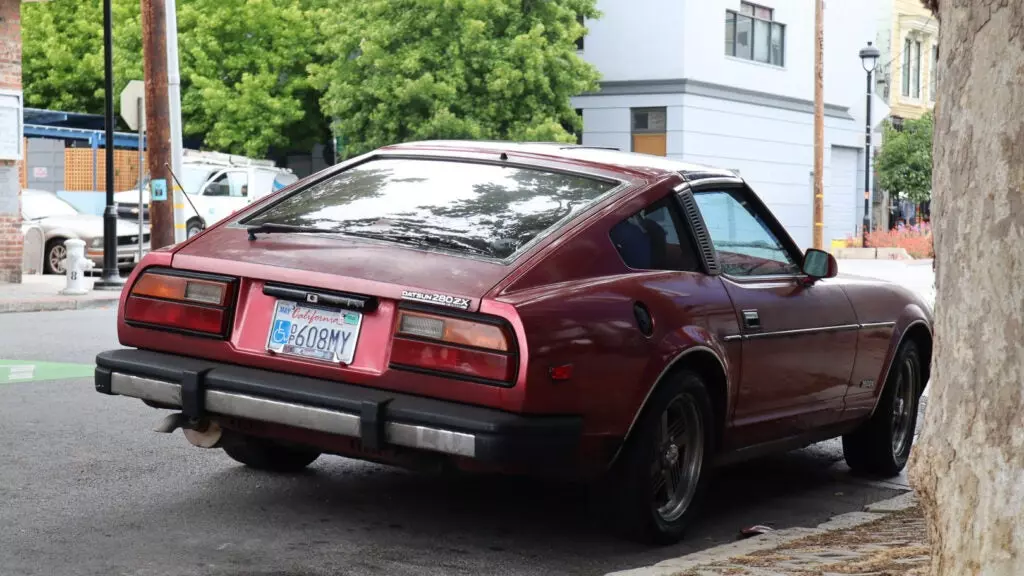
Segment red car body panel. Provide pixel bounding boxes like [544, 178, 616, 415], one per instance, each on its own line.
[111, 141, 933, 476]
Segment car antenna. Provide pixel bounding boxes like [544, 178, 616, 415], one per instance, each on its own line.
[164, 163, 202, 225]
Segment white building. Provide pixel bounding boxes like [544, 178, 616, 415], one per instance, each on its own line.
[572, 0, 886, 249]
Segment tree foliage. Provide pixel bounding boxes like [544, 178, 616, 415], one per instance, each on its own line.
[21, 0, 326, 157]
[875, 112, 934, 204]
[310, 0, 602, 158]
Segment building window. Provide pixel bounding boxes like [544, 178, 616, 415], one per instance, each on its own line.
[902, 37, 922, 99]
[725, 2, 785, 67]
[574, 108, 583, 144]
[929, 44, 938, 102]
[912, 40, 922, 98]
[575, 13, 585, 51]
[631, 108, 667, 157]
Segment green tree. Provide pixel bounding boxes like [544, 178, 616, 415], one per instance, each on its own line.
[310, 0, 601, 158]
[874, 112, 934, 204]
[20, 0, 326, 158]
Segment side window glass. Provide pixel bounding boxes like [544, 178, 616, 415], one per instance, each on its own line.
[610, 196, 700, 272]
[229, 171, 250, 198]
[692, 189, 799, 276]
[203, 173, 231, 197]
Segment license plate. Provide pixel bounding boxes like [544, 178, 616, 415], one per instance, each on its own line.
[266, 300, 363, 364]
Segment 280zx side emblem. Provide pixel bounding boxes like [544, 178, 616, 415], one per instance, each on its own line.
[401, 290, 471, 310]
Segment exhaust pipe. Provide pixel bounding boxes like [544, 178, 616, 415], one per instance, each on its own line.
[153, 413, 223, 448]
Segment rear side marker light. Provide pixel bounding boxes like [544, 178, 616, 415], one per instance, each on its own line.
[125, 271, 235, 337]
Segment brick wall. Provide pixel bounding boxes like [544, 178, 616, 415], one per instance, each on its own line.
[0, 0, 22, 283]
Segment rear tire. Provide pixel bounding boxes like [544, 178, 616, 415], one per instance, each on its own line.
[222, 435, 320, 473]
[843, 340, 922, 477]
[604, 370, 714, 544]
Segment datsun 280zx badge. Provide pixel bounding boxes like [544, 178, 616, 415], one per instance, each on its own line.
[401, 290, 471, 310]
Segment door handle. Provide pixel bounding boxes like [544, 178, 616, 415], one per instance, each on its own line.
[742, 309, 761, 330]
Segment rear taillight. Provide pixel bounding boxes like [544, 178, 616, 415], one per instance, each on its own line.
[124, 270, 236, 338]
[390, 309, 516, 385]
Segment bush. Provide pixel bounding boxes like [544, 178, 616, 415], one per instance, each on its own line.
[847, 222, 934, 259]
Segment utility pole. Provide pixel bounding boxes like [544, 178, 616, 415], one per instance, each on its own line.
[166, 0, 186, 243]
[812, 0, 825, 250]
[141, 0, 174, 249]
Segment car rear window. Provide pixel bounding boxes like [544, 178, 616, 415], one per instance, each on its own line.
[242, 158, 618, 260]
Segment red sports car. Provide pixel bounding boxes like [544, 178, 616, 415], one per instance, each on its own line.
[95, 141, 932, 544]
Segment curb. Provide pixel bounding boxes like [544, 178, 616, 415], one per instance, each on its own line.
[0, 296, 120, 314]
[605, 492, 918, 576]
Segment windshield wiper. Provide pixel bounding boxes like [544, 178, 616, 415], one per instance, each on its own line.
[373, 231, 492, 256]
[246, 222, 338, 240]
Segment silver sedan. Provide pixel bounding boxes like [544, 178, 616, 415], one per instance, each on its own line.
[21, 189, 150, 274]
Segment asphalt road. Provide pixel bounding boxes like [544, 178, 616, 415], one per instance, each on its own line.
[0, 307, 906, 576]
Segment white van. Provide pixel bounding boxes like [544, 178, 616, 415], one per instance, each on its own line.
[115, 150, 299, 238]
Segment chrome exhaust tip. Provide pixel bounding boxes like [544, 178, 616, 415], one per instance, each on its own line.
[153, 413, 223, 448]
[183, 420, 223, 449]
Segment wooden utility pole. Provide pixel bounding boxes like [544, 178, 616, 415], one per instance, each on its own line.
[141, 0, 174, 249]
[812, 0, 825, 250]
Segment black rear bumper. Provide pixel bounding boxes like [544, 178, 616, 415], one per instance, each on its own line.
[95, 349, 581, 468]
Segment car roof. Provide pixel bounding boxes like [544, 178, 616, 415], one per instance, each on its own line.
[22, 188, 56, 197]
[381, 140, 742, 182]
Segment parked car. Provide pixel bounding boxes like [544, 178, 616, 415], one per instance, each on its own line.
[114, 153, 298, 238]
[94, 142, 933, 544]
[21, 189, 150, 274]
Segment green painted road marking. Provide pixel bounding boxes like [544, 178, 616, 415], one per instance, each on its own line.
[0, 360, 94, 384]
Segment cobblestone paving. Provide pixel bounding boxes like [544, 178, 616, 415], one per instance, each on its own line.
[676, 507, 929, 576]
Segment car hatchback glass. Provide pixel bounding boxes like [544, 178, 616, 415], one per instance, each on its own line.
[240, 158, 618, 261]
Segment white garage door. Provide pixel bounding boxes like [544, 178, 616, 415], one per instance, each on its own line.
[825, 147, 860, 246]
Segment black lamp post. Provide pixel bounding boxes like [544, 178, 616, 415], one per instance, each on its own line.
[859, 41, 880, 246]
[95, 0, 124, 290]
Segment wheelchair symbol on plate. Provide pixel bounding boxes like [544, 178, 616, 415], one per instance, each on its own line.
[271, 319, 291, 345]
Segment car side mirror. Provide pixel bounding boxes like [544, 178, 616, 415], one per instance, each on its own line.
[802, 249, 838, 280]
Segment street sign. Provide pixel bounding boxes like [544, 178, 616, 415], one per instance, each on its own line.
[120, 80, 146, 131]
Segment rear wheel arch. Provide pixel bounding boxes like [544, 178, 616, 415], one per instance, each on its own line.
[879, 319, 932, 399]
[902, 322, 933, 391]
[610, 346, 730, 469]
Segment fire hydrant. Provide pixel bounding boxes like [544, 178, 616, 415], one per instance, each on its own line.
[60, 238, 95, 295]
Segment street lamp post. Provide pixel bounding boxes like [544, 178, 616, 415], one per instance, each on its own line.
[859, 41, 880, 247]
[95, 0, 124, 290]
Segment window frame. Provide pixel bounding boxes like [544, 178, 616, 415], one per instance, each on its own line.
[912, 40, 922, 99]
[608, 192, 704, 274]
[687, 182, 806, 281]
[575, 13, 585, 51]
[902, 38, 912, 97]
[631, 107, 667, 135]
[929, 43, 938, 102]
[725, 3, 785, 67]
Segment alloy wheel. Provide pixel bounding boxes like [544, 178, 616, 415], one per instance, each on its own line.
[49, 244, 67, 274]
[651, 393, 704, 523]
[891, 357, 917, 457]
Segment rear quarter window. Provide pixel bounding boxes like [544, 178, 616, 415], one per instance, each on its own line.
[242, 158, 618, 260]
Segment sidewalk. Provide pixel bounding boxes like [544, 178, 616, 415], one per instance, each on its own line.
[610, 492, 928, 576]
[0, 275, 122, 313]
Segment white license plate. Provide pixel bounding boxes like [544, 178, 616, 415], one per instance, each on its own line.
[266, 300, 363, 364]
